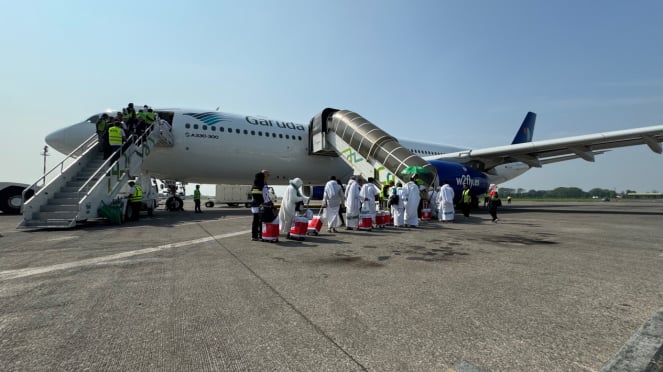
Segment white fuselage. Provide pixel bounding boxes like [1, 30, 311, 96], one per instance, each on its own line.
[45, 109, 530, 186]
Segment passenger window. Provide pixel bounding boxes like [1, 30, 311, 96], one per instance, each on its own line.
[258, 132, 262, 136]
[244, 129, 248, 134]
[185, 123, 191, 129]
[211, 126, 216, 131]
[194, 124, 199, 129]
[272, 133, 276, 138]
[235, 129, 240, 134]
[251, 130, 255, 135]
[298, 136, 302, 140]
[279, 134, 283, 138]
[219, 127, 224, 132]
[203, 125, 207, 130]
[285, 134, 290, 139]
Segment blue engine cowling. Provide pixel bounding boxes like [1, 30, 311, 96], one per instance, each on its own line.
[428, 160, 489, 198]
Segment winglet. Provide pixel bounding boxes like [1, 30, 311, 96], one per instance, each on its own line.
[511, 112, 536, 144]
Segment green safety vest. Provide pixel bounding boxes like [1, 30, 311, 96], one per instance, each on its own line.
[96, 119, 107, 133]
[108, 126, 123, 146]
[462, 189, 471, 203]
[194, 189, 201, 200]
[130, 185, 143, 203]
[145, 112, 156, 124]
[136, 111, 147, 121]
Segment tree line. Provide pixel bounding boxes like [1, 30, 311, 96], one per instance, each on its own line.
[498, 187, 628, 199]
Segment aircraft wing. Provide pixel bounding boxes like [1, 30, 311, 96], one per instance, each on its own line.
[426, 125, 663, 171]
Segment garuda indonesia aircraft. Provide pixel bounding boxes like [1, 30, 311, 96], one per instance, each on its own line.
[43, 107, 663, 201]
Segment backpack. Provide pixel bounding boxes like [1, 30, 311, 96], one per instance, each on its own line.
[387, 193, 399, 207]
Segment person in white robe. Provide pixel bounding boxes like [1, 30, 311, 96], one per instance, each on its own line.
[390, 182, 406, 227]
[437, 180, 455, 221]
[344, 177, 362, 230]
[322, 176, 344, 232]
[403, 177, 421, 227]
[279, 177, 309, 236]
[360, 177, 380, 224]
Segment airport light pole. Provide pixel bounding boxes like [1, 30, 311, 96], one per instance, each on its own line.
[40, 145, 49, 177]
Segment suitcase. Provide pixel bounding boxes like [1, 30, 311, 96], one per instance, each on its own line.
[421, 208, 432, 221]
[307, 214, 323, 235]
[261, 221, 279, 242]
[358, 213, 373, 231]
[289, 216, 308, 240]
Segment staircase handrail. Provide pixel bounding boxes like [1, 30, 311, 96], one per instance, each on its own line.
[22, 133, 98, 203]
[77, 127, 157, 207]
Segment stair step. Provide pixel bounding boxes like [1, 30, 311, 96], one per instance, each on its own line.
[55, 191, 79, 199]
[51, 197, 81, 204]
[60, 186, 90, 193]
[67, 178, 100, 187]
[35, 211, 78, 220]
[41, 204, 79, 212]
[18, 219, 76, 229]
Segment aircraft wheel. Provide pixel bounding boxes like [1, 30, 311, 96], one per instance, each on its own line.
[0, 186, 25, 214]
[205, 201, 214, 208]
[166, 196, 183, 211]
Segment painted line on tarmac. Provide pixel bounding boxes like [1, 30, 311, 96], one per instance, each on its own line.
[0, 230, 250, 282]
[600, 306, 663, 372]
[34, 236, 79, 243]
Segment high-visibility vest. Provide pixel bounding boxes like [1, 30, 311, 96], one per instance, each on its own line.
[462, 189, 471, 203]
[194, 189, 201, 201]
[145, 112, 156, 124]
[108, 126, 123, 146]
[130, 185, 143, 203]
[136, 111, 147, 121]
[96, 119, 107, 133]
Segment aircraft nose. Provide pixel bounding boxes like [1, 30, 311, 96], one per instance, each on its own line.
[45, 127, 71, 154]
[45, 121, 93, 155]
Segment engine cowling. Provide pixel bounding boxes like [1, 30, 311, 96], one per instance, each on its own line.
[428, 160, 489, 198]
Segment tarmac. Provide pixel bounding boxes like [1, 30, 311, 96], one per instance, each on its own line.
[1, 200, 662, 372]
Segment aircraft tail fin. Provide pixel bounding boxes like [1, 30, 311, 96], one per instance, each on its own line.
[511, 112, 536, 144]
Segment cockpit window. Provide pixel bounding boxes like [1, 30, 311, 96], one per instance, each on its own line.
[85, 115, 100, 124]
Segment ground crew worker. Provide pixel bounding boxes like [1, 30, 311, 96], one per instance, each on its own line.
[145, 108, 156, 133]
[123, 104, 137, 136]
[96, 113, 109, 153]
[193, 184, 202, 213]
[135, 109, 147, 138]
[107, 122, 125, 161]
[460, 183, 472, 217]
[128, 181, 143, 221]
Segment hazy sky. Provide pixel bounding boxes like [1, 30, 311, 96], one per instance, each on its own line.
[1, 0, 662, 194]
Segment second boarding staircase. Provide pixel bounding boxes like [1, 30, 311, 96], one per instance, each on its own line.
[309, 108, 438, 186]
[18, 121, 174, 229]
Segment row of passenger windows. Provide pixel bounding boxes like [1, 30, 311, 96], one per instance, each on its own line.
[184, 123, 303, 141]
[412, 149, 442, 155]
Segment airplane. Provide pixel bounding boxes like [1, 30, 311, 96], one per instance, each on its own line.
[35, 106, 662, 211]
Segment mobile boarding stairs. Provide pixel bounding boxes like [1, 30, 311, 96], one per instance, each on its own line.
[18, 122, 174, 229]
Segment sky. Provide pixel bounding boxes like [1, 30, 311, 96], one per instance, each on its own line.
[1, 0, 662, 196]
